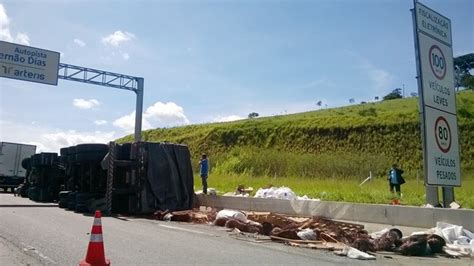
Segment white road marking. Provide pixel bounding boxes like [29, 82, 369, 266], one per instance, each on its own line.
[158, 224, 217, 237]
[21, 242, 57, 264]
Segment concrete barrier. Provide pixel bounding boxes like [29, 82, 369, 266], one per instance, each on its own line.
[197, 195, 474, 231]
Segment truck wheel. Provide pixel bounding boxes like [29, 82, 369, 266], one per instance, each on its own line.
[67, 192, 77, 210]
[28, 187, 39, 201]
[30, 154, 41, 167]
[75, 152, 107, 163]
[22, 158, 31, 170]
[75, 144, 108, 153]
[67, 147, 76, 164]
[76, 192, 95, 203]
[60, 147, 70, 156]
[75, 203, 89, 213]
[58, 191, 70, 208]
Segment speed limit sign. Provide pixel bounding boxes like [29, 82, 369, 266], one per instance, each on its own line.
[429, 45, 447, 80]
[425, 107, 460, 186]
[434, 116, 451, 153]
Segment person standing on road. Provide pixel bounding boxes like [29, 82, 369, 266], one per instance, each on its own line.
[199, 154, 209, 194]
[388, 164, 405, 196]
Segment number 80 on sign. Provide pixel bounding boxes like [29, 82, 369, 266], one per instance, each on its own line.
[434, 116, 451, 153]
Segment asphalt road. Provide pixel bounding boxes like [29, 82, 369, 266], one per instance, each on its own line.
[0, 193, 466, 265]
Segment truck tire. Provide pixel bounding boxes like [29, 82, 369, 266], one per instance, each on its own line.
[67, 147, 76, 164]
[75, 152, 107, 163]
[76, 192, 95, 203]
[75, 193, 97, 213]
[67, 192, 77, 210]
[28, 187, 39, 201]
[75, 203, 89, 213]
[31, 153, 58, 167]
[21, 157, 31, 170]
[75, 144, 108, 153]
[30, 154, 41, 167]
[60, 147, 69, 156]
[58, 191, 70, 208]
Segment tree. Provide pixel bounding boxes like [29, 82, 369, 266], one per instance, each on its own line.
[316, 100, 322, 108]
[454, 53, 474, 90]
[349, 98, 355, 104]
[248, 112, 259, 119]
[410, 92, 418, 97]
[383, 88, 403, 101]
[374, 96, 379, 101]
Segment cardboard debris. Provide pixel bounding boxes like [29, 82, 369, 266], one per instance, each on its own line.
[148, 205, 462, 261]
[152, 208, 216, 224]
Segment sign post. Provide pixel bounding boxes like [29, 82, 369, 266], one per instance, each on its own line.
[412, 1, 461, 206]
[0, 41, 60, 85]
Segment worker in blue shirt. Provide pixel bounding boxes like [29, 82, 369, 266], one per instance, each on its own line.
[199, 154, 209, 194]
[388, 164, 405, 196]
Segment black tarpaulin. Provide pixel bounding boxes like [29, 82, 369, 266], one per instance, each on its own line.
[144, 143, 194, 212]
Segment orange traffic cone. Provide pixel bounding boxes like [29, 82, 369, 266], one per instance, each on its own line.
[80, 210, 111, 266]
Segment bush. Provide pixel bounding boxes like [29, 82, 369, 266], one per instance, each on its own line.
[358, 107, 377, 117]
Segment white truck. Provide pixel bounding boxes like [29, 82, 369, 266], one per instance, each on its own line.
[0, 142, 36, 192]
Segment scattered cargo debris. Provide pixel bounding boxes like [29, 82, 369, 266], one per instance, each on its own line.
[152, 209, 216, 224]
[223, 184, 253, 197]
[253, 186, 315, 200]
[145, 206, 471, 260]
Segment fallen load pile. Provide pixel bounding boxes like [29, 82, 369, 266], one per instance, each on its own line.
[152, 209, 217, 223]
[150, 208, 471, 259]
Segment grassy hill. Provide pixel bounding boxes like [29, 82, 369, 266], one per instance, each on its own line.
[119, 90, 474, 180]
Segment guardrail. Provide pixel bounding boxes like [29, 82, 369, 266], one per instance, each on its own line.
[196, 195, 474, 231]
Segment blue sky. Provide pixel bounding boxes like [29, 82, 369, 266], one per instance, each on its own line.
[0, 0, 473, 152]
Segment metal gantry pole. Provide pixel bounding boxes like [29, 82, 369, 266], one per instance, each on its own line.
[134, 78, 144, 142]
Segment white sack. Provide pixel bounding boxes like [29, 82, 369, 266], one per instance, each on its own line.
[215, 209, 247, 223]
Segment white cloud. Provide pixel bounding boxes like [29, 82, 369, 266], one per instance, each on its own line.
[122, 53, 130, 60]
[41, 131, 115, 151]
[113, 111, 152, 133]
[113, 101, 189, 133]
[15, 32, 30, 45]
[0, 4, 30, 45]
[102, 30, 135, 47]
[94, 120, 108, 126]
[73, 98, 100, 109]
[113, 112, 136, 133]
[73, 38, 86, 47]
[213, 115, 244, 122]
[0, 120, 116, 153]
[144, 102, 190, 125]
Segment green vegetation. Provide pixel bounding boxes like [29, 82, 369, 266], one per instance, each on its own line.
[118, 90, 474, 208]
[195, 174, 474, 208]
[454, 53, 474, 90]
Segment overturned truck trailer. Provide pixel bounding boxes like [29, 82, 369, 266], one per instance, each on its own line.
[105, 142, 194, 214]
